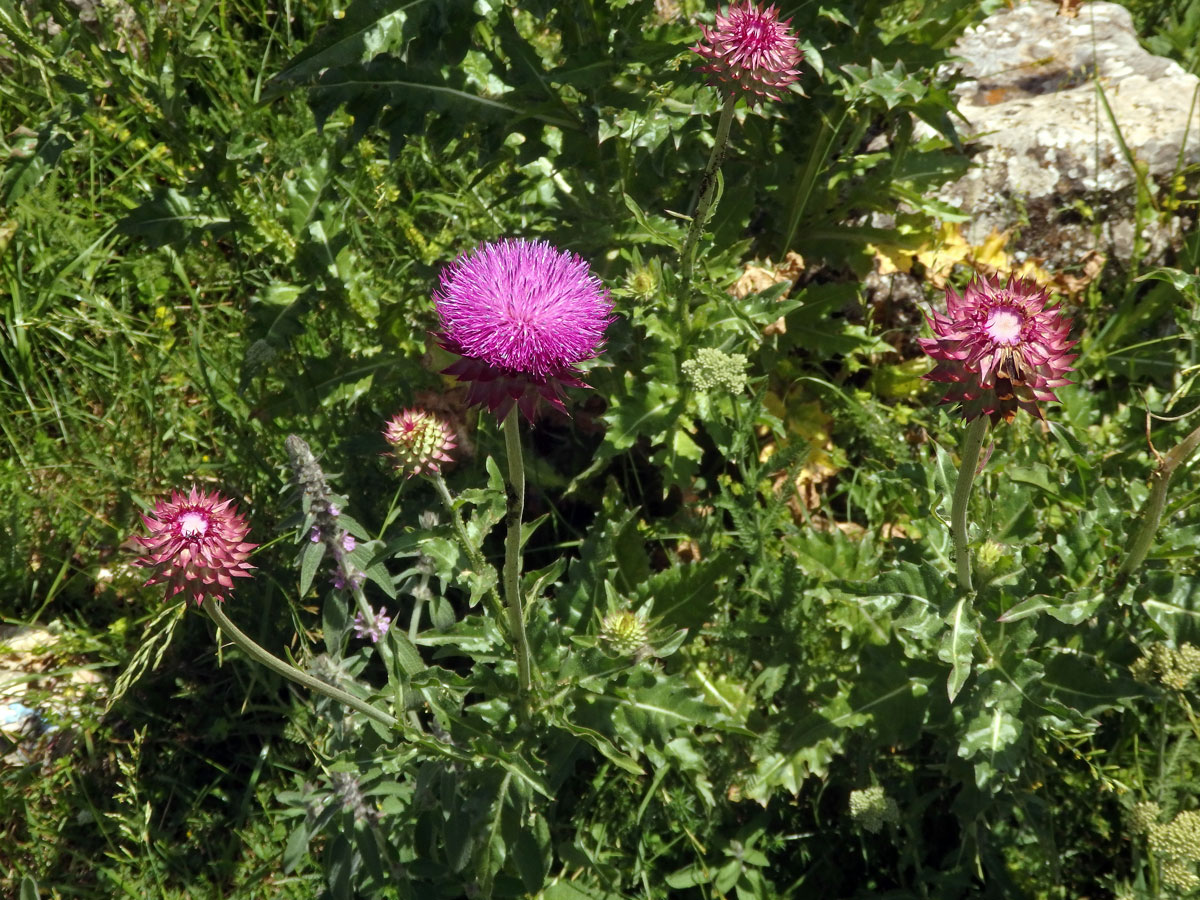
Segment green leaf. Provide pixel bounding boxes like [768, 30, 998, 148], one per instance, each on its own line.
[267, 0, 415, 92]
[638, 556, 736, 631]
[282, 821, 311, 874]
[939, 596, 976, 701]
[600, 376, 676, 453]
[998, 590, 1103, 625]
[512, 812, 551, 894]
[621, 191, 683, 250]
[551, 715, 645, 776]
[300, 539, 326, 597]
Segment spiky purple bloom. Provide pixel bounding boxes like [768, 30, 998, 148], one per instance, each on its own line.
[383, 408, 456, 477]
[353, 607, 392, 644]
[131, 487, 257, 605]
[919, 274, 1077, 423]
[692, 1, 803, 105]
[434, 239, 615, 420]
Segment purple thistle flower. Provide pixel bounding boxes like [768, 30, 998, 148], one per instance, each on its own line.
[919, 274, 1077, 423]
[434, 239, 615, 420]
[692, 1, 803, 106]
[131, 487, 257, 605]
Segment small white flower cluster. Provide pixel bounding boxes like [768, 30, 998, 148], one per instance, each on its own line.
[1131, 643, 1200, 691]
[1133, 803, 1200, 891]
[682, 348, 749, 394]
[849, 786, 899, 834]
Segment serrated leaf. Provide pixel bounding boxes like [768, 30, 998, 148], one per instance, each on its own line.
[551, 716, 644, 775]
[512, 811, 550, 893]
[637, 556, 736, 631]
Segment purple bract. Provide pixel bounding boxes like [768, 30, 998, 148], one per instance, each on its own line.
[920, 274, 1077, 423]
[692, 1, 803, 105]
[131, 487, 257, 605]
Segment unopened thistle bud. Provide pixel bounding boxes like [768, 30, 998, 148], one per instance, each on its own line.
[600, 611, 650, 656]
[383, 408, 456, 477]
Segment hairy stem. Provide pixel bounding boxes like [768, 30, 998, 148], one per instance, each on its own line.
[951, 416, 989, 593]
[680, 94, 738, 300]
[502, 409, 534, 703]
[203, 598, 397, 729]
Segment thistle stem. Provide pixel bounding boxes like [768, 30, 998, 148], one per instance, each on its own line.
[1119, 421, 1200, 579]
[501, 409, 534, 703]
[680, 94, 738, 300]
[202, 598, 397, 730]
[951, 416, 989, 593]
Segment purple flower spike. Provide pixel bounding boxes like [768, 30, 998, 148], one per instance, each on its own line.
[434, 239, 614, 420]
[353, 607, 392, 644]
[919, 274, 1077, 424]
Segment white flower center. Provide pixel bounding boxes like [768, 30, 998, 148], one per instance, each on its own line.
[985, 308, 1023, 345]
[178, 511, 210, 537]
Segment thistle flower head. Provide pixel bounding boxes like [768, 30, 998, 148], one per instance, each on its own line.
[383, 408, 456, 477]
[434, 239, 615, 420]
[692, 1, 803, 105]
[131, 487, 257, 605]
[919, 274, 1076, 423]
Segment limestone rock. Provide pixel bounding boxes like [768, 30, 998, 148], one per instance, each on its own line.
[928, 0, 1199, 267]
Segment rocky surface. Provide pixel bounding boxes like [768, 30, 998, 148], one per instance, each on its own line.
[925, 0, 1199, 268]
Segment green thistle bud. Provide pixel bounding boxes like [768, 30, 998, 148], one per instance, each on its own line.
[682, 348, 749, 394]
[849, 786, 899, 834]
[627, 265, 658, 299]
[600, 611, 650, 656]
[975, 539, 1018, 582]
